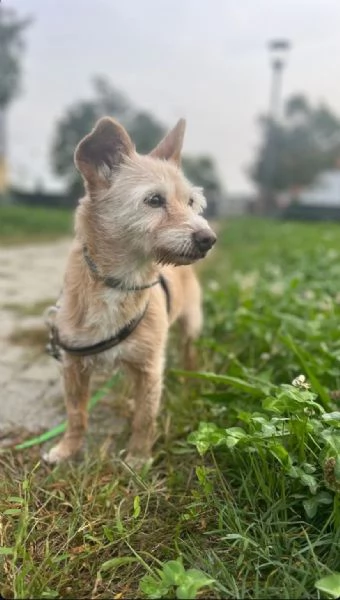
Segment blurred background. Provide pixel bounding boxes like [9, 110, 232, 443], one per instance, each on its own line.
[2, 4, 340, 594]
[2, 0, 340, 220]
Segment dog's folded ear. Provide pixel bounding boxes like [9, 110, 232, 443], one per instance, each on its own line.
[75, 117, 134, 189]
[150, 118, 186, 165]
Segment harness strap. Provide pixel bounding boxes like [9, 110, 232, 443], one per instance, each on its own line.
[46, 276, 171, 361]
[159, 274, 171, 315]
[54, 304, 148, 358]
[83, 246, 171, 311]
[83, 246, 160, 291]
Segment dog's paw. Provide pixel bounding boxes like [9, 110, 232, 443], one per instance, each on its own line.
[42, 443, 73, 465]
[124, 453, 153, 472]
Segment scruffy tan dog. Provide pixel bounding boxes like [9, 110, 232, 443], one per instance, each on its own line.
[44, 117, 216, 465]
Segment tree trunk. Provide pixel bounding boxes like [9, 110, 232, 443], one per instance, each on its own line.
[0, 105, 9, 197]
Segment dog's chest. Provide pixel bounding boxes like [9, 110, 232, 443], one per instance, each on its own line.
[84, 290, 139, 370]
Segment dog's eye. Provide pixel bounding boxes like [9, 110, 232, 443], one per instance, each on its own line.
[188, 198, 194, 207]
[146, 194, 166, 208]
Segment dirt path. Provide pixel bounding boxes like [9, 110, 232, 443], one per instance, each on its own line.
[0, 239, 125, 448]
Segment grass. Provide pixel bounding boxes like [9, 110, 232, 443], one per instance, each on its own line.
[1, 217, 340, 599]
[0, 204, 72, 244]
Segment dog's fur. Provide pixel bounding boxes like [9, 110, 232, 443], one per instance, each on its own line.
[44, 117, 216, 465]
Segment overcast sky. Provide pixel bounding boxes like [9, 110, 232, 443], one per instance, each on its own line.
[8, 0, 340, 193]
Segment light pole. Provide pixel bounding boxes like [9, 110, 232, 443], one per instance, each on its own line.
[268, 40, 290, 120]
[264, 39, 291, 211]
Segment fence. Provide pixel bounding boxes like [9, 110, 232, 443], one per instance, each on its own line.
[278, 203, 340, 221]
[10, 187, 77, 209]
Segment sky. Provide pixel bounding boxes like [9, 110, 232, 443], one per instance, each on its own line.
[7, 0, 340, 194]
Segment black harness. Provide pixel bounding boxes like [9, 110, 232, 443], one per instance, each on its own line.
[46, 249, 171, 361]
[83, 246, 162, 291]
[159, 274, 171, 315]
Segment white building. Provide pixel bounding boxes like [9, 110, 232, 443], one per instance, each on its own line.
[287, 169, 340, 207]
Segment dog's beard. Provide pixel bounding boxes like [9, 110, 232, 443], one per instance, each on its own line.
[153, 242, 206, 266]
[155, 252, 195, 266]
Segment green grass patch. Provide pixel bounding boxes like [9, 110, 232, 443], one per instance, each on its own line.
[0, 204, 72, 244]
[1, 217, 340, 598]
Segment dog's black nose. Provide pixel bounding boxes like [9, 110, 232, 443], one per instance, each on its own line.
[193, 229, 217, 252]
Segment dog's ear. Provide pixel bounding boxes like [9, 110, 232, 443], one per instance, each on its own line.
[150, 118, 186, 164]
[75, 117, 134, 189]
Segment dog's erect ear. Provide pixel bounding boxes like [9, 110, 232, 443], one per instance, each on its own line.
[75, 117, 134, 188]
[150, 118, 186, 164]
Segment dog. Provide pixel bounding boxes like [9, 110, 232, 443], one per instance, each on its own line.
[43, 116, 216, 465]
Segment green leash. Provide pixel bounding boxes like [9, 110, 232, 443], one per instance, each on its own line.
[15, 373, 120, 450]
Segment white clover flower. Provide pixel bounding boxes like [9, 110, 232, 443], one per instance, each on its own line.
[234, 271, 259, 291]
[327, 249, 338, 260]
[303, 290, 315, 301]
[317, 297, 333, 312]
[266, 264, 282, 277]
[269, 281, 285, 295]
[208, 280, 220, 291]
[292, 374, 311, 390]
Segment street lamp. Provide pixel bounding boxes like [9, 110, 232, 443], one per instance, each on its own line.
[268, 39, 291, 121]
[264, 39, 291, 211]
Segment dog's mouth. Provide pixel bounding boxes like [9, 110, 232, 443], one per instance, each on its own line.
[154, 248, 209, 266]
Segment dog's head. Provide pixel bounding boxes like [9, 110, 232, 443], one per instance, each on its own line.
[75, 117, 216, 266]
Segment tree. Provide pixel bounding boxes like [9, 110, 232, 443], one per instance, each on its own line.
[51, 77, 166, 200]
[285, 94, 310, 123]
[250, 94, 340, 209]
[51, 77, 131, 199]
[183, 155, 220, 191]
[128, 111, 165, 154]
[0, 7, 31, 196]
[51, 77, 224, 215]
[182, 155, 223, 217]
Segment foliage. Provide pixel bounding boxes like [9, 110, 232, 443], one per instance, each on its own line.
[140, 558, 214, 599]
[250, 93, 340, 193]
[182, 155, 221, 192]
[50, 76, 136, 199]
[0, 7, 31, 107]
[188, 381, 340, 520]
[315, 573, 340, 598]
[50, 76, 224, 204]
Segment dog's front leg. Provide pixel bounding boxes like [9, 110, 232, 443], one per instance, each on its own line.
[43, 357, 92, 464]
[125, 363, 163, 463]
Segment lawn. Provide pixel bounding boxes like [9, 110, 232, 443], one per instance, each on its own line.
[1, 217, 340, 599]
[0, 204, 73, 243]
